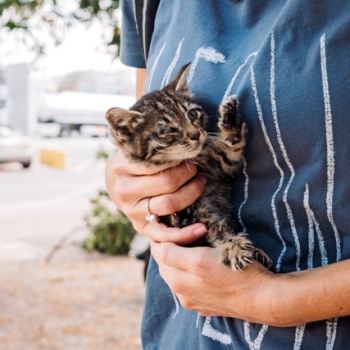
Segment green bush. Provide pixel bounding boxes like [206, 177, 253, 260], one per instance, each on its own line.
[96, 146, 110, 161]
[83, 190, 136, 255]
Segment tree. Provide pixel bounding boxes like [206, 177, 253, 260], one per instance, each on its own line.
[0, 0, 120, 62]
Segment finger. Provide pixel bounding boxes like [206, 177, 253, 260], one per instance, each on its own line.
[105, 153, 159, 207]
[106, 151, 161, 176]
[107, 155, 199, 213]
[132, 161, 199, 198]
[109, 151, 197, 183]
[151, 241, 217, 274]
[137, 174, 207, 219]
[146, 222, 207, 244]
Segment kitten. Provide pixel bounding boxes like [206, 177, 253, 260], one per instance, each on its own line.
[106, 63, 271, 270]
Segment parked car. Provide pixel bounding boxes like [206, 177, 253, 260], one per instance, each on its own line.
[0, 126, 32, 168]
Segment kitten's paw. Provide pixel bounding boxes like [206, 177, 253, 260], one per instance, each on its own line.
[218, 96, 246, 146]
[219, 96, 242, 130]
[218, 233, 255, 270]
[218, 233, 271, 271]
[253, 248, 272, 269]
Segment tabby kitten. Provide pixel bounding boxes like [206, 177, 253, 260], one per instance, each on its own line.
[106, 63, 271, 270]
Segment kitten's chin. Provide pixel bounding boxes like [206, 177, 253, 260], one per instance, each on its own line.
[149, 160, 182, 172]
[146, 147, 202, 171]
[185, 149, 201, 159]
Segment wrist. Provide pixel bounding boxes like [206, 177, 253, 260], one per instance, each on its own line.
[250, 269, 282, 326]
[251, 269, 301, 327]
[226, 263, 283, 326]
[258, 273, 296, 327]
[268, 261, 350, 326]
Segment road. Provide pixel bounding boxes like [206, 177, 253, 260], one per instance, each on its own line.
[0, 133, 145, 350]
[0, 134, 116, 263]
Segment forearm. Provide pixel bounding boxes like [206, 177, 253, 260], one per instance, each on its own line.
[152, 240, 350, 328]
[262, 259, 350, 327]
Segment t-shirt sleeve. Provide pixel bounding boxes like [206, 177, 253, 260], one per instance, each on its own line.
[120, 0, 146, 68]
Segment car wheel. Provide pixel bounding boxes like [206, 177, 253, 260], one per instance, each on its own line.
[21, 161, 31, 168]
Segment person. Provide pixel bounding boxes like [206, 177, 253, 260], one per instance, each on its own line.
[105, 0, 350, 348]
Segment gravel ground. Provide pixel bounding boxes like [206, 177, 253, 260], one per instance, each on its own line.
[0, 246, 145, 350]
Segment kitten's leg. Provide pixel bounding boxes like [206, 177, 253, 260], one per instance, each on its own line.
[218, 95, 246, 149]
[201, 211, 272, 270]
[215, 97, 271, 269]
[217, 233, 272, 271]
[210, 95, 247, 174]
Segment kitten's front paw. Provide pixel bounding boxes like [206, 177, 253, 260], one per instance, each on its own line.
[219, 96, 242, 129]
[252, 248, 272, 269]
[218, 96, 246, 146]
[218, 233, 271, 271]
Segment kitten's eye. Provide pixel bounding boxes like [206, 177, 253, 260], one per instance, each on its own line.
[188, 109, 199, 121]
[158, 127, 178, 137]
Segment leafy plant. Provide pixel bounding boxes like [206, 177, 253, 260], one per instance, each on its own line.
[0, 0, 121, 63]
[96, 146, 111, 161]
[83, 190, 136, 255]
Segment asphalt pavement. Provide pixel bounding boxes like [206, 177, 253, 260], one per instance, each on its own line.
[0, 130, 114, 263]
[0, 128, 145, 350]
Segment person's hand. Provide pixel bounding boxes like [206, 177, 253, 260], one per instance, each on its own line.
[105, 151, 208, 243]
[152, 239, 350, 327]
[151, 240, 276, 324]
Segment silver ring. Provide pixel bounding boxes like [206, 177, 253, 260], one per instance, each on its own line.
[145, 197, 158, 223]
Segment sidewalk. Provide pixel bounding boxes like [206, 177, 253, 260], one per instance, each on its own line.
[0, 239, 145, 350]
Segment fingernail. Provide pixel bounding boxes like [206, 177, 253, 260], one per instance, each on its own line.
[193, 225, 207, 236]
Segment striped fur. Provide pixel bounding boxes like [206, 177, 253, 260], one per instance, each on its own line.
[106, 63, 270, 270]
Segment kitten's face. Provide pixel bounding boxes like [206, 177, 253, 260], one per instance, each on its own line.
[106, 64, 207, 169]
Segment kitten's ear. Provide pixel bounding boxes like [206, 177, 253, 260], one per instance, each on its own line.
[105, 107, 141, 144]
[169, 63, 191, 92]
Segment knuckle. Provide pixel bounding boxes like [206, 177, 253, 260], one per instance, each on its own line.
[171, 282, 184, 295]
[159, 174, 179, 193]
[158, 196, 177, 214]
[191, 254, 206, 276]
[107, 154, 125, 176]
[153, 242, 170, 263]
[132, 221, 145, 234]
[145, 225, 167, 243]
[114, 184, 130, 204]
[160, 243, 171, 263]
[179, 298, 195, 311]
[190, 178, 205, 199]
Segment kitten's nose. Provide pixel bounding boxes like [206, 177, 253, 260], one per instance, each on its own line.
[187, 131, 200, 141]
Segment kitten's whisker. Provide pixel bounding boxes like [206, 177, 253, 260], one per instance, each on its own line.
[187, 157, 202, 167]
[206, 138, 222, 143]
[184, 157, 193, 173]
[206, 135, 228, 146]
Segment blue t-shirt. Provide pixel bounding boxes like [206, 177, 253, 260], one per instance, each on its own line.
[121, 0, 350, 348]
